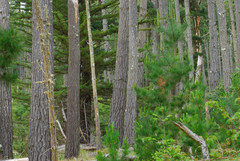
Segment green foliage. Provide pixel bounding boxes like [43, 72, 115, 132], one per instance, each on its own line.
[0, 27, 25, 83]
[152, 139, 191, 161]
[97, 122, 130, 161]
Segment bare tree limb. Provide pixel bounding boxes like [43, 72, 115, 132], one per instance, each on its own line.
[56, 120, 66, 140]
[173, 121, 210, 160]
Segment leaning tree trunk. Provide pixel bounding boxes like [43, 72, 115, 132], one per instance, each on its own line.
[184, 0, 194, 81]
[85, 0, 101, 150]
[173, 122, 210, 160]
[216, 0, 231, 93]
[0, 0, 13, 159]
[65, 0, 81, 158]
[29, 0, 57, 160]
[124, 0, 138, 147]
[109, 0, 129, 146]
[207, 0, 219, 92]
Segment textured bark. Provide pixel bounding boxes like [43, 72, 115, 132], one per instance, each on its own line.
[184, 0, 194, 81]
[124, 0, 138, 147]
[216, 0, 231, 93]
[207, 0, 219, 92]
[65, 0, 81, 158]
[85, 0, 101, 150]
[109, 0, 129, 146]
[234, 0, 240, 67]
[138, 0, 147, 89]
[151, 0, 160, 55]
[0, 0, 13, 159]
[229, 0, 239, 68]
[29, 0, 55, 160]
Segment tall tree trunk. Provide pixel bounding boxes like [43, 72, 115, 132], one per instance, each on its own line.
[29, 0, 56, 160]
[159, 0, 168, 29]
[230, 35, 234, 72]
[102, 0, 112, 83]
[207, 0, 219, 92]
[234, 0, 240, 68]
[0, 0, 13, 159]
[65, 0, 81, 158]
[85, 0, 101, 150]
[184, 0, 194, 81]
[216, 0, 231, 93]
[124, 0, 138, 147]
[175, 0, 183, 59]
[109, 0, 129, 146]
[229, 0, 239, 68]
[151, 0, 160, 55]
[138, 0, 147, 90]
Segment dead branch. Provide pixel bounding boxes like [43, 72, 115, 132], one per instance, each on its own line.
[173, 121, 210, 160]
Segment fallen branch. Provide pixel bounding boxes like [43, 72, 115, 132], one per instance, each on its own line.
[56, 120, 66, 140]
[173, 121, 210, 160]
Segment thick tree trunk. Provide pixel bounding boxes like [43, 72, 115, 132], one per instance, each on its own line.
[184, 0, 194, 81]
[229, 0, 239, 68]
[216, 0, 231, 93]
[85, 0, 101, 150]
[0, 0, 13, 159]
[124, 0, 138, 147]
[109, 0, 129, 146]
[207, 0, 219, 92]
[151, 0, 160, 55]
[65, 0, 81, 158]
[29, 0, 56, 160]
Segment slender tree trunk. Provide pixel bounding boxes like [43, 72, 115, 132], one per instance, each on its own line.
[138, 0, 147, 90]
[175, 0, 183, 59]
[65, 0, 81, 158]
[109, 0, 129, 146]
[230, 35, 234, 72]
[184, 0, 194, 81]
[124, 0, 138, 147]
[151, 0, 160, 55]
[234, 0, 240, 67]
[159, 0, 168, 29]
[229, 0, 239, 68]
[207, 0, 219, 92]
[29, 0, 57, 160]
[85, 0, 101, 150]
[216, 0, 231, 93]
[102, 0, 112, 83]
[0, 0, 13, 159]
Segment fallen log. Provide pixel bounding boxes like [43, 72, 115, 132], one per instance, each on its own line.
[173, 121, 210, 160]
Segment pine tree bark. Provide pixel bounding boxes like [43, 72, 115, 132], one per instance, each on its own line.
[85, 0, 101, 150]
[29, 0, 56, 160]
[109, 0, 129, 146]
[159, 0, 168, 29]
[151, 0, 160, 55]
[0, 0, 13, 159]
[65, 0, 81, 158]
[124, 0, 138, 147]
[138, 0, 147, 89]
[229, 0, 239, 68]
[184, 0, 194, 81]
[207, 0, 219, 92]
[216, 0, 231, 93]
[175, 0, 183, 59]
[234, 0, 240, 67]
